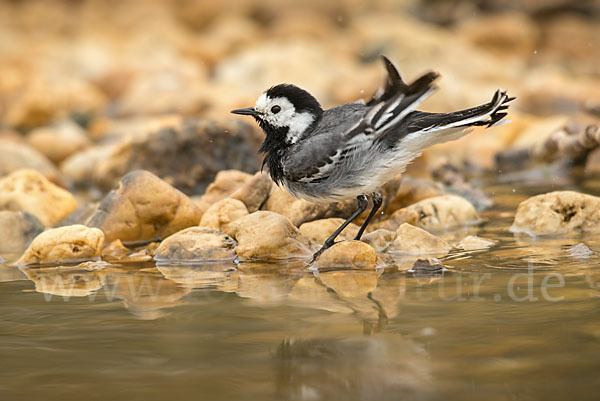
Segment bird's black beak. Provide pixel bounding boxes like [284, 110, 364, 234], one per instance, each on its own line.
[231, 107, 258, 116]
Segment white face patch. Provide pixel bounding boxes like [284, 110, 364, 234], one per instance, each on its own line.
[254, 93, 315, 144]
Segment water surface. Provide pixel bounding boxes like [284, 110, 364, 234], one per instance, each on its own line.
[1, 178, 600, 401]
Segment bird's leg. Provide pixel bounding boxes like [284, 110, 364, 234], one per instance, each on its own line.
[354, 192, 383, 240]
[306, 194, 369, 267]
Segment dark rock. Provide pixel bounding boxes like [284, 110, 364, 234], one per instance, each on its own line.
[0, 211, 44, 255]
[408, 258, 446, 277]
[94, 119, 262, 194]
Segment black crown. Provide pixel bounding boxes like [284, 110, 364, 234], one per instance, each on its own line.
[266, 84, 323, 115]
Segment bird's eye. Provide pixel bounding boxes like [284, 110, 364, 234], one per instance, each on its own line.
[271, 105, 281, 114]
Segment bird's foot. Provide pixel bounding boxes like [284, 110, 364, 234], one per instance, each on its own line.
[305, 240, 340, 268]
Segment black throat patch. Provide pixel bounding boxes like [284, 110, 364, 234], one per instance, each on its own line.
[256, 118, 288, 185]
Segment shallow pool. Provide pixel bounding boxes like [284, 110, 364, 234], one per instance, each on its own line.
[1, 177, 599, 401]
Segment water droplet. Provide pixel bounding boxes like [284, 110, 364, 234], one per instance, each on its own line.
[533, 50, 538, 55]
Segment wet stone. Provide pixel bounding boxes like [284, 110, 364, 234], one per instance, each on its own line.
[230, 211, 311, 261]
[406, 194, 480, 231]
[16, 225, 105, 266]
[566, 243, 594, 259]
[510, 191, 600, 236]
[360, 229, 396, 253]
[317, 241, 378, 269]
[86, 170, 203, 243]
[154, 226, 237, 263]
[368, 208, 419, 232]
[408, 258, 446, 277]
[389, 223, 451, 256]
[457, 235, 497, 251]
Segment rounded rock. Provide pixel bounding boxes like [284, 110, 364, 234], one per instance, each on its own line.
[263, 187, 357, 227]
[0, 139, 64, 186]
[154, 226, 237, 263]
[27, 121, 91, 164]
[0, 169, 78, 227]
[510, 191, 600, 236]
[196, 169, 253, 215]
[86, 170, 203, 243]
[317, 241, 378, 269]
[360, 229, 396, 253]
[230, 171, 273, 212]
[299, 218, 359, 247]
[406, 195, 479, 231]
[457, 235, 496, 250]
[230, 211, 311, 261]
[389, 223, 451, 256]
[16, 225, 105, 266]
[199, 198, 249, 237]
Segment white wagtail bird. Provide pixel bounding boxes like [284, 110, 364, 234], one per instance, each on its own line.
[232, 56, 513, 265]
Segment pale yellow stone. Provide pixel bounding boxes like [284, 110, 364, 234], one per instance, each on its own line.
[199, 198, 248, 237]
[317, 241, 378, 269]
[511, 191, 600, 236]
[16, 225, 105, 266]
[0, 169, 77, 226]
[389, 223, 451, 255]
[230, 211, 311, 261]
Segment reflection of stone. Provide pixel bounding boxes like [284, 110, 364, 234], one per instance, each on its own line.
[317, 270, 381, 320]
[236, 270, 299, 306]
[22, 261, 108, 297]
[287, 277, 354, 314]
[369, 274, 406, 320]
[275, 335, 431, 400]
[157, 264, 238, 292]
[105, 267, 191, 320]
[0, 263, 28, 282]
